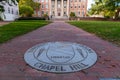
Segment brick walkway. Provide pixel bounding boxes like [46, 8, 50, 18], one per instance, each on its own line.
[0, 21, 10, 26]
[0, 21, 120, 80]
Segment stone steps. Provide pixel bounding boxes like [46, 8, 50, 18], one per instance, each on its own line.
[51, 18, 69, 21]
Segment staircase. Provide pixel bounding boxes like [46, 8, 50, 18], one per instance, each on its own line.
[50, 16, 69, 21]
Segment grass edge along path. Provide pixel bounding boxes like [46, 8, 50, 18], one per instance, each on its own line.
[68, 21, 120, 46]
[0, 20, 50, 44]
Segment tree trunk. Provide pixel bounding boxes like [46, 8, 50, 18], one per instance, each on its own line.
[115, 8, 120, 19]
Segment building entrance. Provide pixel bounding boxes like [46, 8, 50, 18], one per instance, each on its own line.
[58, 12, 61, 16]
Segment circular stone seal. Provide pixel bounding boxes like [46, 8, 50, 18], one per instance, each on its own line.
[24, 42, 97, 73]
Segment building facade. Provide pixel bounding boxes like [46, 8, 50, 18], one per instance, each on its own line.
[0, 0, 19, 21]
[34, 0, 87, 18]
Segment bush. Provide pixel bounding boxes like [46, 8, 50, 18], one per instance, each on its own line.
[69, 12, 76, 20]
[43, 14, 49, 20]
[70, 12, 76, 18]
[104, 15, 110, 19]
[16, 17, 45, 20]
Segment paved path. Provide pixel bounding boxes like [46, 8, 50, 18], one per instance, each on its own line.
[0, 21, 120, 80]
[0, 21, 10, 26]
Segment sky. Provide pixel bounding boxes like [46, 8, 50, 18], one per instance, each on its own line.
[87, 0, 94, 10]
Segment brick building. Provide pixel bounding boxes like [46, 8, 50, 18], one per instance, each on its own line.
[34, 0, 87, 18]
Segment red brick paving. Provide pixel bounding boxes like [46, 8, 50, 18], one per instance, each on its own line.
[0, 21, 10, 26]
[0, 21, 120, 80]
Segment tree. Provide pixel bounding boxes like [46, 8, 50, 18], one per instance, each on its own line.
[33, 2, 40, 10]
[104, 0, 120, 19]
[32, 2, 40, 16]
[19, 0, 26, 5]
[89, 0, 120, 19]
[19, 0, 40, 10]
[0, 5, 4, 13]
[19, 5, 34, 17]
[16, 0, 20, 2]
[0, 5, 4, 20]
[19, 0, 40, 17]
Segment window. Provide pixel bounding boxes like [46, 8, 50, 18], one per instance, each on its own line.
[16, 11, 18, 15]
[64, 4, 66, 8]
[46, 4, 48, 8]
[38, 11, 41, 16]
[42, 5, 44, 8]
[46, 11, 48, 14]
[82, 11, 84, 16]
[58, 1, 61, 4]
[71, 5, 73, 8]
[34, 11, 36, 15]
[52, 11, 54, 14]
[52, 5, 54, 8]
[83, 5, 84, 8]
[52, 1, 54, 4]
[78, 12, 80, 15]
[64, 12, 66, 14]
[82, 0, 86, 2]
[64, 1, 67, 4]
[75, 12, 77, 15]
[42, 11, 44, 14]
[52, 11, 55, 16]
[41, 0, 44, 2]
[58, 4, 61, 8]
[8, 7, 10, 13]
[12, 8, 14, 14]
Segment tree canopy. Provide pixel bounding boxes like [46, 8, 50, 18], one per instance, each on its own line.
[19, 0, 40, 10]
[88, 0, 120, 19]
[19, 0, 40, 17]
[19, 5, 34, 17]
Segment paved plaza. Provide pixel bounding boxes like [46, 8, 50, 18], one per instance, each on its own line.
[0, 21, 120, 80]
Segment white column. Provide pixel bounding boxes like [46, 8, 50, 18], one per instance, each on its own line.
[55, 0, 57, 17]
[61, 0, 64, 17]
[49, 0, 52, 17]
[67, 0, 69, 17]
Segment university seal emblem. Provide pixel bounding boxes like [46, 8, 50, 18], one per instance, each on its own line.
[24, 42, 97, 73]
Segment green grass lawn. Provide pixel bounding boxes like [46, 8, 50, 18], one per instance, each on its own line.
[0, 20, 50, 43]
[69, 21, 120, 46]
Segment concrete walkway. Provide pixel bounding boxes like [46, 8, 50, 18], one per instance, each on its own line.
[0, 21, 120, 80]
